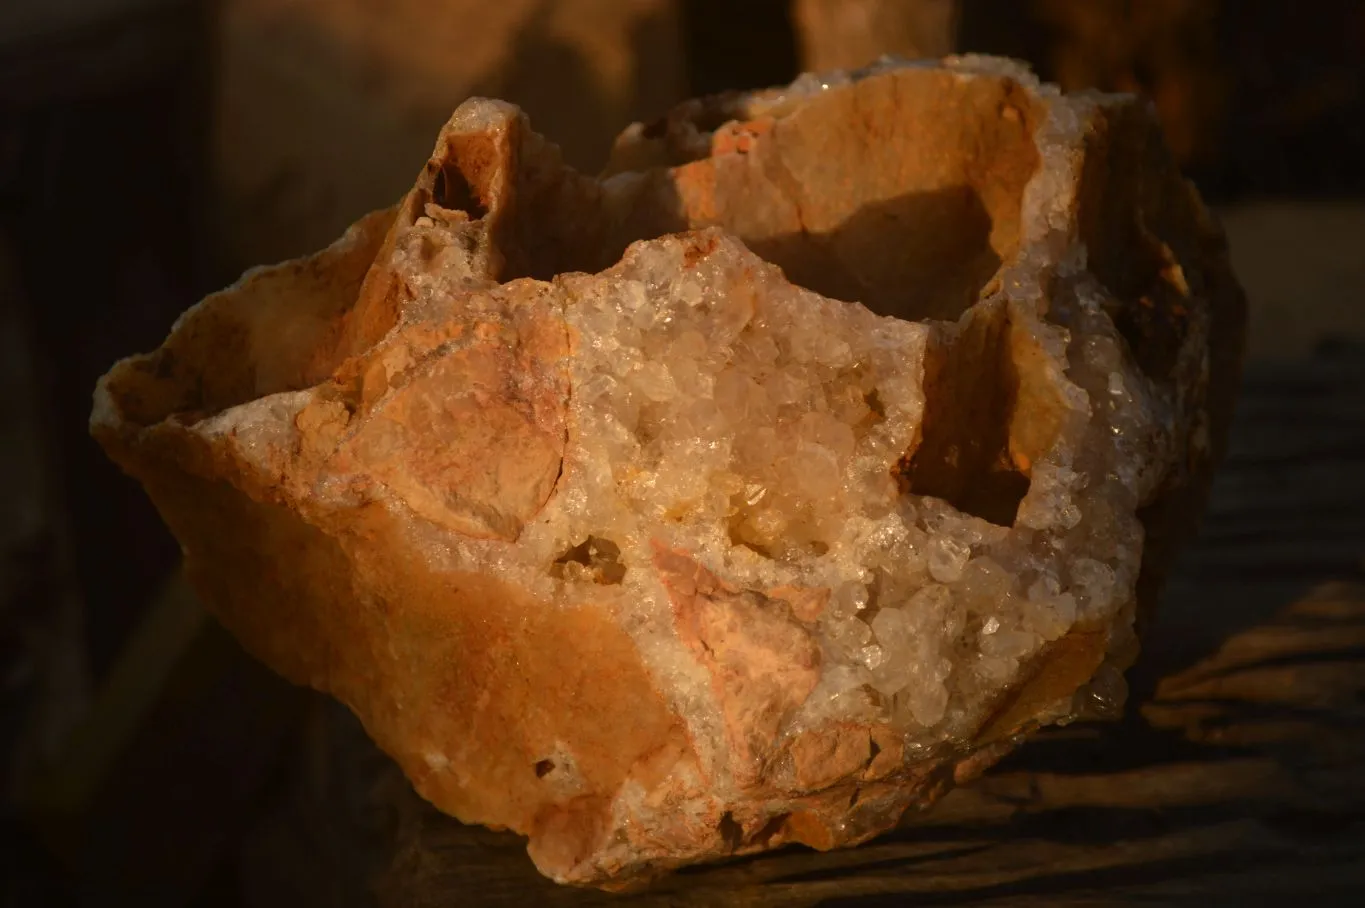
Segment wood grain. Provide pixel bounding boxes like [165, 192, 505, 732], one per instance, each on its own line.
[268, 348, 1365, 906]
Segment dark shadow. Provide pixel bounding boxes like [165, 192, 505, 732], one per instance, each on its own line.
[431, 161, 486, 219]
[956, 1, 1052, 80]
[961, 0, 1365, 203]
[2, 1, 218, 681]
[897, 300, 1030, 528]
[680, 0, 799, 97]
[549, 536, 626, 585]
[488, 0, 688, 173]
[766, 843, 995, 885]
[1132, 347, 1365, 708]
[819, 851, 1285, 907]
[747, 185, 1001, 323]
[489, 3, 618, 173]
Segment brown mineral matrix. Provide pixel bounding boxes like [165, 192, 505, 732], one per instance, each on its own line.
[91, 57, 1246, 886]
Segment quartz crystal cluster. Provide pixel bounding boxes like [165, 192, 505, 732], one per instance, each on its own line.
[92, 56, 1246, 886]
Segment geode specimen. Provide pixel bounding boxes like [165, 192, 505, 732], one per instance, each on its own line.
[92, 57, 1245, 885]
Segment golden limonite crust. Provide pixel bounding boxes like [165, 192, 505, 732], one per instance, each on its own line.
[93, 57, 1245, 886]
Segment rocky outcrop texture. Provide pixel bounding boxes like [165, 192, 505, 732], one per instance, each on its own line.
[92, 57, 1246, 886]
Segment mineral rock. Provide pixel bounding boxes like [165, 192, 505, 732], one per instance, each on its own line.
[92, 56, 1246, 886]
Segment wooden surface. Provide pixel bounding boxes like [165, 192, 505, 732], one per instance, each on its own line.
[358, 346, 1365, 906]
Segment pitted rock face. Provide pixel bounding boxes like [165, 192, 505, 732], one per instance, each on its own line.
[92, 56, 1246, 886]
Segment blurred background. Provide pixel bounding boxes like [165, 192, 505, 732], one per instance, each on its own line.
[1, 1, 1363, 905]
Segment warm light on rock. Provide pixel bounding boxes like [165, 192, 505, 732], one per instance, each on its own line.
[92, 56, 1245, 886]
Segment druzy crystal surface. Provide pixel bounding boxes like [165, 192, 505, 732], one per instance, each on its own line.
[92, 57, 1245, 885]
